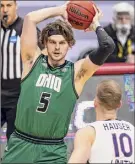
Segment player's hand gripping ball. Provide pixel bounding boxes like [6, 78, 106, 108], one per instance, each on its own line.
[67, 1, 96, 30]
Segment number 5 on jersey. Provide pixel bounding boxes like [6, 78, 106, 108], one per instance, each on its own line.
[36, 92, 51, 113]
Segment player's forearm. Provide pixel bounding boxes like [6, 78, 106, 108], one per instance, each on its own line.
[91, 21, 101, 31]
[26, 6, 63, 24]
[89, 23, 115, 65]
[96, 25, 114, 50]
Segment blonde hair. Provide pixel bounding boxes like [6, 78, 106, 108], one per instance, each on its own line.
[96, 80, 122, 110]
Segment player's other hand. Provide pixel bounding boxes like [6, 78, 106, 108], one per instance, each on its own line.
[60, 1, 72, 27]
[85, 4, 103, 32]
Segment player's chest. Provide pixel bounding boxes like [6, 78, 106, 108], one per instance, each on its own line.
[35, 73, 63, 93]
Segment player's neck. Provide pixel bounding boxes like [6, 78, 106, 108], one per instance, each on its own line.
[48, 57, 65, 68]
[96, 109, 117, 121]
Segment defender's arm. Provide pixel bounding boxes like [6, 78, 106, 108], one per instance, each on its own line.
[68, 126, 95, 163]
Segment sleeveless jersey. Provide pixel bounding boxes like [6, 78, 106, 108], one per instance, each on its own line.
[15, 55, 78, 139]
[89, 120, 134, 163]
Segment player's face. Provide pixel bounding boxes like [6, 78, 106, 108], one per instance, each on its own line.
[46, 35, 69, 62]
[1, 0, 17, 26]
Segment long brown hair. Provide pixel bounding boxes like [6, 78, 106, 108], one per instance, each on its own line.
[40, 19, 75, 47]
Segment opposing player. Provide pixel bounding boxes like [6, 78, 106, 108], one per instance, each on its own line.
[2, 2, 115, 164]
[69, 80, 134, 164]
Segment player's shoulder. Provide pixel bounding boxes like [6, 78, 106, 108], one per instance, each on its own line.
[63, 60, 74, 70]
[89, 120, 116, 128]
[38, 54, 48, 64]
[76, 125, 96, 138]
[121, 120, 134, 128]
[66, 59, 74, 65]
[89, 120, 104, 127]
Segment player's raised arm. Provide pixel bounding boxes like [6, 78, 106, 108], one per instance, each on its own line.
[20, 5, 66, 64]
[74, 5, 115, 95]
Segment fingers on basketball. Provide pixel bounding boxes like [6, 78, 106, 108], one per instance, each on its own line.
[93, 4, 103, 18]
[62, 1, 72, 27]
[97, 7, 103, 17]
[84, 23, 94, 32]
[65, 1, 70, 6]
[93, 4, 98, 13]
[84, 28, 92, 32]
[64, 14, 72, 27]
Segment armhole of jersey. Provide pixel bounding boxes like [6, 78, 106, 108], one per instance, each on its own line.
[71, 63, 79, 99]
[21, 55, 42, 83]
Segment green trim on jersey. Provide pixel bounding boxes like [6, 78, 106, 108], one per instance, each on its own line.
[71, 63, 79, 99]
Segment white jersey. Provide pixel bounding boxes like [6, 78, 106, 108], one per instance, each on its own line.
[89, 120, 134, 164]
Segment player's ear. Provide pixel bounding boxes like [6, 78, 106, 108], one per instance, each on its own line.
[117, 100, 122, 110]
[94, 98, 97, 108]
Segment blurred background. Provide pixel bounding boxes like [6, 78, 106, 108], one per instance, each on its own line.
[17, 1, 134, 62]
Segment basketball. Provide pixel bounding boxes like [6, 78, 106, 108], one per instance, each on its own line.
[67, 1, 96, 30]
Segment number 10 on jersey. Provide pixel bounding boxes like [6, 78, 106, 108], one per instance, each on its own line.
[112, 133, 133, 157]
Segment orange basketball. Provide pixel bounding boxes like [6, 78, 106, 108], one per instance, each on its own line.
[67, 1, 96, 30]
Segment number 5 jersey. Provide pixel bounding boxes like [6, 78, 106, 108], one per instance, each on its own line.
[15, 55, 78, 139]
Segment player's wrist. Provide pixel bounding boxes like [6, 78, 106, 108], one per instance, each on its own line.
[47, 6, 64, 18]
[57, 6, 64, 16]
[93, 21, 101, 31]
[52, 6, 64, 16]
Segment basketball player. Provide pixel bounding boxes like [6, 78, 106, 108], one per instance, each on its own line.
[69, 80, 134, 164]
[2, 2, 115, 164]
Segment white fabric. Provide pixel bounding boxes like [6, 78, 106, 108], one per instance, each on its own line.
[89, 120, 134, 163]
